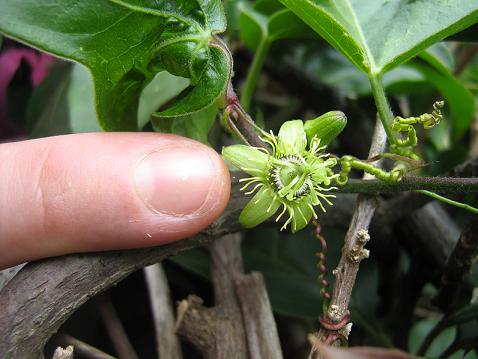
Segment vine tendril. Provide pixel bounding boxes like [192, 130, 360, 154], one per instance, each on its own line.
[313, 220, 331, 313]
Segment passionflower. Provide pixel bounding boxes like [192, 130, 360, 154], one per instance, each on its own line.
[222, 113, 346, 232]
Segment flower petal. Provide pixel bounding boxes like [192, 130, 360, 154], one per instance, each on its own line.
[289, 198, 314, 233]
[239, 186, 281, 228]
[222, 144, 269, 177]
[278, 120, 307, 154]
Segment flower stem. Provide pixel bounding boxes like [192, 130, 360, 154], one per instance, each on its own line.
[241, 39, 271, 112]
[368, 74, 397, 145]
[336, 176, 478, 193]
[416, 190, 478, 214]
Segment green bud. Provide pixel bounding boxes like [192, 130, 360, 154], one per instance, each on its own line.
[304, 111, 347, 146]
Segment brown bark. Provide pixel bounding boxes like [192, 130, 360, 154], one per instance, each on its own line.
[310, 118, 387, 357]
[176, 234, 283, 359]
[235, 272, 283, 359]
[176, 234, 248, 359]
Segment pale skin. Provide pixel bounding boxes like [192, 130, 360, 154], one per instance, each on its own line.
[0, 133, 231, 269]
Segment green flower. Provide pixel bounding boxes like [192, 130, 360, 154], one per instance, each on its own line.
[222, 118, 341, 233]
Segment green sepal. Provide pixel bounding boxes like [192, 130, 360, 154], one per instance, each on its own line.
[278, 119, 307, 154]
[289, 198, 314, 233]
[239, 186, 281, 228]
[222, 144, 269, 177]
[304, 111, 347, 146]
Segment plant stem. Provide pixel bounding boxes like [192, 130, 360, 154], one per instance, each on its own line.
[336, 176, 478, 193]
[368, 74, 397, 144]
[417, 189, 478, 214]
[241, 39, 271, 112]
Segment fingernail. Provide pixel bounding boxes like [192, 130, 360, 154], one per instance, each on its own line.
[133, 147, 214, 215]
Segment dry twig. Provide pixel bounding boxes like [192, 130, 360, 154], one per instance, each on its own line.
[175, 234, 248, 359]
[54, 334, 117, 359]
[310, 118, 387, 357]
[96, 295, 139, 359]
[144, 264, 182, 359]
[175, 233, 283, 359]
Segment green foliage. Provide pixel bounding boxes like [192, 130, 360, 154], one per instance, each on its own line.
[291, 42, 476, 143]
[238, 0, 311, 51]
[0, 0, 231, 130]
[27, 64, 100, 137]
[279, 0, 478, 76]
[154, 104, 218, 145]
[241, 228, 327, 318]
[238, 0, 313, 110]
[138, 72, 190, 129]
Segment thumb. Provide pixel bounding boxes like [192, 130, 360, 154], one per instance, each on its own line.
[0, 133, 230, 269]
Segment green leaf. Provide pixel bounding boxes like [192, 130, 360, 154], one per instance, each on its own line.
[242, 227, 325, 318]
[168, 248, 210, 280]
[425, 326, 457, 358]
[409, 319, 439, 355]
[460, 54, 478, 96]
[408, 61, 476, 141]
[279, 0, 478, 75]
[441, 303, 478, 328]
[0, 0, 230, 131]
[239, 2, 268, 50]
[27, 63, 101, 137]
[138, 71, 189, 129]
[27, 64, 72, 137]
[67, 65, 103, 133]
[420, 43, 455, 75]
[169, 105, 218, 145]
[152, 45, 230, 118]
[238, 0, 312, 51]
[464, 350, 478, 359]
[110, 0, 226, 32]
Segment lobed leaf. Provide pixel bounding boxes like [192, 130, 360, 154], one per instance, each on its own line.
[0, 0, 230, 131]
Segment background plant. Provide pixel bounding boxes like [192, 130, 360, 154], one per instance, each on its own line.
[1, 0, 478, 358]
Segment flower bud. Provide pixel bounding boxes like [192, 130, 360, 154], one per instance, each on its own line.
[304, 111, 347, 146]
